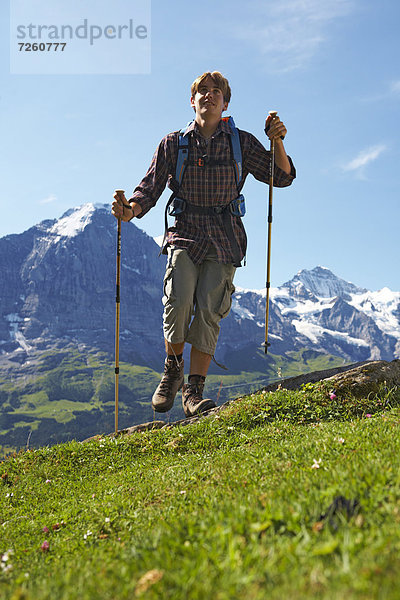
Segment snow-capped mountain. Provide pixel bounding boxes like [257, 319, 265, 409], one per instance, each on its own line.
[0, 203, 166, 368]
[283, 266, 367, 299]
[0, 204, 399, 371]
[232, 266, 400, 362]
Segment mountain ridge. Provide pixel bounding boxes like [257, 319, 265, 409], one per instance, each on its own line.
[0, 203, 399, 371]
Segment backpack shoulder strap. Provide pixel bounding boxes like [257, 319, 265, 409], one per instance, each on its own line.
[175, 121, 193, 186]
[175, 117, 243, 188]
[223, 116, 243, 186]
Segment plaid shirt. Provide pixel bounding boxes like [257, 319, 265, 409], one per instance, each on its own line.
[130, 118, 296, 265]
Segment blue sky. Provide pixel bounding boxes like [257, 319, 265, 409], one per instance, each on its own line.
[1, 0, 399, 293]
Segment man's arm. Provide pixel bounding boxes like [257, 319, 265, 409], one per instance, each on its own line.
[273, 139, 291, 175]
[112, 134, 174, 222]
[242, 129, 296, 188]
[129, 135, 174, 219]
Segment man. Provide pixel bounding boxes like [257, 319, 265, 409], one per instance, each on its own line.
[112, 71, 295, 418]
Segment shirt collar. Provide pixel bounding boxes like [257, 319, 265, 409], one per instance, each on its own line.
[182, 118, 232, 137]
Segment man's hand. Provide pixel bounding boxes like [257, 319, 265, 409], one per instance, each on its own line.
[112, 190, 141, 222]
[265, 114, 287, 141]
[264, 113, 292, 175]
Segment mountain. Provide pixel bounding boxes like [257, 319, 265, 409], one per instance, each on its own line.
[0, 203, 166, 369]
[0, 203, 399, 372]
[233, 266, 400, 363]
[284, 265, 367, 299]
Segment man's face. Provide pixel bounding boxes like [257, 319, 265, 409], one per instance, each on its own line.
[190, 75, 228, 118]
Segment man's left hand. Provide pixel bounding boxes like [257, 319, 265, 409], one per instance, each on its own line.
[265, 115, 287, 141]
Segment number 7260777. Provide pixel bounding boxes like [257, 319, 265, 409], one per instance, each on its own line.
[18, 42, 67, 51]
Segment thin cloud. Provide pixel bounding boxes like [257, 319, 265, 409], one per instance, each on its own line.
[231, 0, 354, 72]
[343, 144, 386, 176]
[361, 79, 400, 102]
[39, 194, 57, 205]
[390, 80, 400, 95]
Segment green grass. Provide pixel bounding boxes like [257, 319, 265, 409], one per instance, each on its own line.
[0, 346, 347, 457]
[1, 382, 400, 599]
[14, 398, 97, 422]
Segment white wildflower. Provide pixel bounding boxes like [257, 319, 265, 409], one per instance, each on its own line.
[1, 550, 13, 573]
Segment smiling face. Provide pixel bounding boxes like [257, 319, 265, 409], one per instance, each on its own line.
[190, 74, 229, 119]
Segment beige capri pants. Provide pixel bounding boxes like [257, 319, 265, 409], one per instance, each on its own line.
[162, 246, 236, 356]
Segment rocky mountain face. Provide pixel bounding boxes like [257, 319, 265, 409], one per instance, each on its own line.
[0, 204, 399, 371]
[0, 204, 166, 369]
[256, 266, 399, 363]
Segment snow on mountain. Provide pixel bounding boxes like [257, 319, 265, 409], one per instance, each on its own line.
[153, 235, 164, 247]
[270, 286, 335, 316]
[349, 288, 400, 340]
[0, 203, 167, 367]
[278, 270, 400, 348]
[231, 297, 257, 322]
[4, 313, 32, 353]
[50, 203, 98, 240]
[292, 319, 370, 348]
[284, 266, 367, 298]
[233, 267, 400, 361]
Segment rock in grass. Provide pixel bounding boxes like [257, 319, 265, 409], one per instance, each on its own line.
[325, 359, 400, 398]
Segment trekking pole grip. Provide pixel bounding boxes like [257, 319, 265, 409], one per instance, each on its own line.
[114, 189, 126, 209]
[264, 110, 277, 136]
[264, 110, 284, 140]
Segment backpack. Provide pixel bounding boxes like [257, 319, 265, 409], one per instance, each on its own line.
[162, 116, 246, 266]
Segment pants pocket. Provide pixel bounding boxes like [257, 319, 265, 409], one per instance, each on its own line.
[217, 281, 236, 319]
[162, 266, 175, 306]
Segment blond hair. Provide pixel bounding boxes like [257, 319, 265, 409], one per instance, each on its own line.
[191, 71, 231, 103]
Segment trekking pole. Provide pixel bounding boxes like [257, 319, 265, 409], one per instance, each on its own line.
[114, 189, 125, 434]
[264, 111, 278, 354]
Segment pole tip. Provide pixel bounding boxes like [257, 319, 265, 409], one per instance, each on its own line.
[262, 341, 271, 354]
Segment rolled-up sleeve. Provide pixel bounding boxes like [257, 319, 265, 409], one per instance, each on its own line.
[241, 131, 296, 188]
[129, 135, 175, 218]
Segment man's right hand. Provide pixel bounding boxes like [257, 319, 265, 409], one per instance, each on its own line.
[112, 190, 141, 222]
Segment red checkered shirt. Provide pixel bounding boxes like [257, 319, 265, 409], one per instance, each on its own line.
[130, 118, 296, 265]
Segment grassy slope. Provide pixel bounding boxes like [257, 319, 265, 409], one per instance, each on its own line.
[1, 382, 400, 599]
[0, 348, 346, 455]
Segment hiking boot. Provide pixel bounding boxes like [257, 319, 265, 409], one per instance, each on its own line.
[152, 357, 184, 413]
[182, 376, 216, 418]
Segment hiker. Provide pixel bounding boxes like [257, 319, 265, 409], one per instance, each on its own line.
[112, 70, 295, 418]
